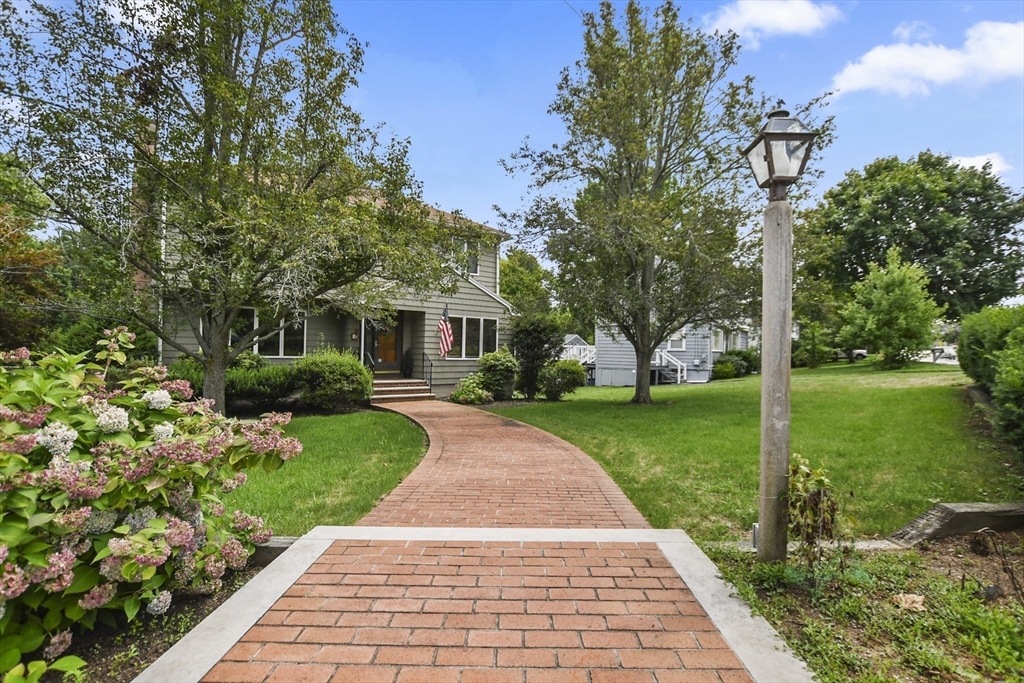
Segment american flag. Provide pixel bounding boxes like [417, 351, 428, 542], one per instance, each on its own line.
[438, 305, 454, 358]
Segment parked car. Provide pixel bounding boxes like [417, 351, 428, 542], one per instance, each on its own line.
[852, 349, 868, 360]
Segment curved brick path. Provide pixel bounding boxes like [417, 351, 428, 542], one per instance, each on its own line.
[138, 401, 815, 683]
[358, 402, 650, 529]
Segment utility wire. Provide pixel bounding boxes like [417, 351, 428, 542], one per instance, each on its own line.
[562, 0, 583, 20]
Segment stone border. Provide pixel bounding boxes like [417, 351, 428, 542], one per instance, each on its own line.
[890, 503, 1024, 546]
[134, 527, 815, 683]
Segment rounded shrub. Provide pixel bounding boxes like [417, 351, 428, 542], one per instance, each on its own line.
[477, 347, 519, 400]
[712, 360, 736, 380]
[715, 352, 749, 377]
[293, 347, 372, 411]
[449, 374, 493, 405]
[0, 330, 301, 675]
[538, 360, 587, 401]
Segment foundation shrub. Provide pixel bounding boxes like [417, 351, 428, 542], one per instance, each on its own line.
[538, 360, 587, 401]
[712, 359, 736, 380]
[292, 347, 372, 411]
[449, 374, 493, 405]
[0, 329, 301, 676]
[477, 347, 519, 400]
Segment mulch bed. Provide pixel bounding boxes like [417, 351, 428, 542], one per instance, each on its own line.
[43, 566, 263, 683]
[917, 529, 1024, 605]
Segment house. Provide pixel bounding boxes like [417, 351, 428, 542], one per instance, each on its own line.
[594, 325, 750, 386]
[160, 216, 514, 399]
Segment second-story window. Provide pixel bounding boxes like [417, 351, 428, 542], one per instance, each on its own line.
[667, 330, 686, 351]
[466, 241, 479, 275]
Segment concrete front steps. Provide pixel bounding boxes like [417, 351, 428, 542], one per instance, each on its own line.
[370, 376, 435, 404]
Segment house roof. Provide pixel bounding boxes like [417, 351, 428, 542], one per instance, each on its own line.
[564, 334, 589, 346]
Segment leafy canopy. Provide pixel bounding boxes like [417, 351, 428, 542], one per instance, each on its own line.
[839, 247, 945, 369]
[501, 0, 830, 404]
[0, 0, 482, 409]
[806, 151, 1024, 321]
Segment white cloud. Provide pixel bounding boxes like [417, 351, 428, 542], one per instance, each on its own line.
[705, 0, 842, 49]
[833, 21, 1024, 97]
[952, 152, 1013, 175]
[893, 20, 935, 43]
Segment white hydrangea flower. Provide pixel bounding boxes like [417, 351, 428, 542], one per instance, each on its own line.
[95, 406, 129, 433]
[152, 422, 174, 442]
[143, 390, 173, 411]
[35, 422, 78, 457]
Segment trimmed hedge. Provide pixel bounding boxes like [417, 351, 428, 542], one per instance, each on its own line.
[292, 347, 372, 411]
[166, 357, 297, 409]
[959, 305, 1024, 391]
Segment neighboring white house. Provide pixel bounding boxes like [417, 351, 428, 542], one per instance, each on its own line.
[593, 325, 751, 386]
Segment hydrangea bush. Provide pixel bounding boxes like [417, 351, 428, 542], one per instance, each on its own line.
[0, 329, 302, 677]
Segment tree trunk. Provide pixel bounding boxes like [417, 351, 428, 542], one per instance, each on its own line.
[203, 335, 230, 413]
[631, 345, 653, 404]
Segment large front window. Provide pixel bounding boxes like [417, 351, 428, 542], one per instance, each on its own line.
[231, 308, 306, 358]
[446, 316, 499, 359]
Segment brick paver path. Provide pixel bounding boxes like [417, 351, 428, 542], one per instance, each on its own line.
[203, 540, 752, 683]
[179, 402, 767, 683]
[358, 402, 649, 528]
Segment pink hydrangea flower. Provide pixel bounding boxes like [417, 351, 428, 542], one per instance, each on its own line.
[221, 472, 247, 493]
[220, 538, 248, 570]
[204, 554, 226, 579]
[54, 507, 92, 531]
[99, 556, 125, 582]
[0, 562, 29, 599]
[78, 582, 117, 610]
[161, 379, 194, 400]
[146, 590, 172, 615]
[42, 630, 72, 660]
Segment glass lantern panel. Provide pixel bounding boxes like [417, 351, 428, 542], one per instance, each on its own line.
[746, 143, 770, 187]
[768, 138, 810, 179]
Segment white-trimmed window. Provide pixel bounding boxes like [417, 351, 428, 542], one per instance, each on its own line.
[713, 330, 725, 352]
[729, 332, 739, 350]
[466, 242, 479, 275]
[229, 308, 306, 358]
[667, 330, 686, 351]
[446, 316, 498, 359]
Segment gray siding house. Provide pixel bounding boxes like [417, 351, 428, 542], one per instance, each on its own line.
[161, 225, 513, 398]
[594, 325, 750, 386]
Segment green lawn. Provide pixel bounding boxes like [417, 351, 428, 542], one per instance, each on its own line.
[224, 410, 426, 536]
[489, 362, 1023, 541]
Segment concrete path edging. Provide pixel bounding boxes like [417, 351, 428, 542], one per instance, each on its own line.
[134, 527, 815, 683]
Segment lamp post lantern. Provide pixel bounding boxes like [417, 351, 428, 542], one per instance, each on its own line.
[743, 107, 816, 563]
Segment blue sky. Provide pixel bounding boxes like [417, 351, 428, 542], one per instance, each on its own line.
[332, 0, 1024, 230]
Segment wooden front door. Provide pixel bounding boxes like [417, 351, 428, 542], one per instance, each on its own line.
[372, 314, 402, 372]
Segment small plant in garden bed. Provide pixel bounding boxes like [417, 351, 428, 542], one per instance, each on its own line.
[0, 329, 302, 679]
[706, 536, 1024, 683]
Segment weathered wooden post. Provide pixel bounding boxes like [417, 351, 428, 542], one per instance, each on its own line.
[742, 107, 817, 563]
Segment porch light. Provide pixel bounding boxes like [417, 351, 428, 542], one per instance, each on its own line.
[742, 107, 816, 201]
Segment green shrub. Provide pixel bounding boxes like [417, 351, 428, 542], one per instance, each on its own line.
[55, 317, 158, 360]
[716, 352, 749, 377]
[478, 347, 519, 400]
[712, 360, 736, 380]
[959, 305, 1024, 391]
[227, 364, 296, 408]
[0, 329, 300, 674]
[449, 373, 493, 405]
[538, 360, 587, 401]
[293, 347, 372, 411]
[232, 350, 267, 371]
[510, 313, 564, 400]
[401, 348, 414, 379]
[992, 328, 1024, 457]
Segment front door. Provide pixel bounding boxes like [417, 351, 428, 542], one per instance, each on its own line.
[371, 314, 402, 372]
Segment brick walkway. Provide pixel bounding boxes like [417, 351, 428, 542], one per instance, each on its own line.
[137, 403, 814, 683]
[358, 402, 649, 528]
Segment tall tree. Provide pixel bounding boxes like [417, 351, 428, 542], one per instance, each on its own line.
[806, 151, 1024, 320]
[499, 247, 552, 315]
[501, 0, 829, 403]
[838, 247, 945, 370]
[0, 0, 480, 409]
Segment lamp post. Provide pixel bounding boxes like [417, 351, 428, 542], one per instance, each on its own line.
[742, 107, 816, 563]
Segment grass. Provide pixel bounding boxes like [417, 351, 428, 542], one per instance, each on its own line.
[489, 361, 1023, 541]
[706, 544, 1024, 683]
[223, 410, 426, 536]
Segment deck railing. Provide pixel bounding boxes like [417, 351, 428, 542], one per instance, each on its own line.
[562, 345, 596, 364]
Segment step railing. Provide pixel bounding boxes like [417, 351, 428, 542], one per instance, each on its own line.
[652, 349, 686, 384]
[421, 352, 433, 392]
[363, 352, 375, 373]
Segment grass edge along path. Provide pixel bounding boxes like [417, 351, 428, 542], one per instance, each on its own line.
[489, 362, 1023, 541]
[224, 409, 427, 536]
